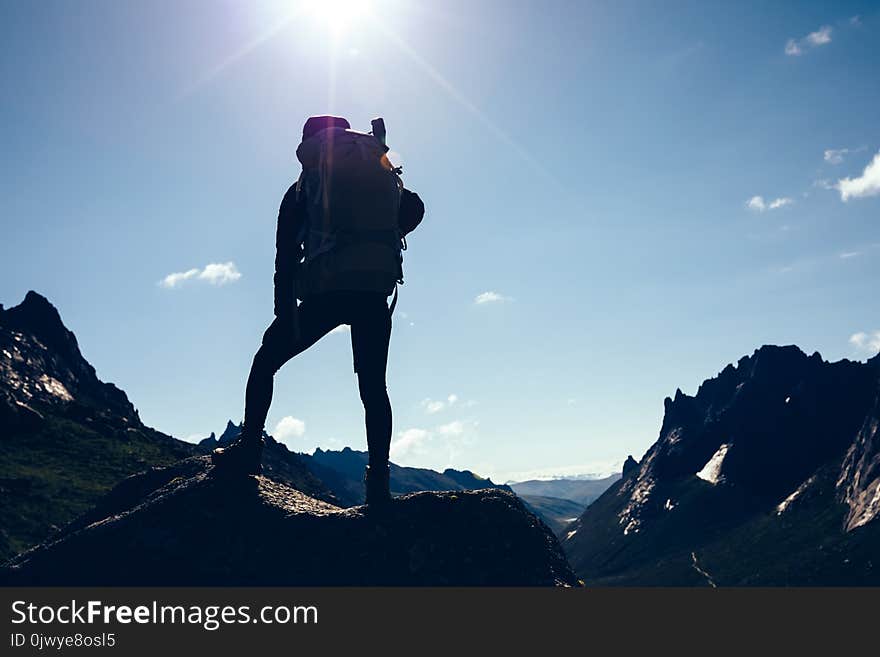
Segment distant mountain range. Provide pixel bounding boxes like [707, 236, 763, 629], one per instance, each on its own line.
[508, 475, 621, 507]
[563, 345, 880, 585]
[507, 476, 621, 536]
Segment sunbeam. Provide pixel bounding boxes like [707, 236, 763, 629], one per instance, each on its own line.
[367, 14, 563, 190]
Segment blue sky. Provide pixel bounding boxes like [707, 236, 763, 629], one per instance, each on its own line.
[2, 1, 879, 482]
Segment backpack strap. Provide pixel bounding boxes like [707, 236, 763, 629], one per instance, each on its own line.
[389, 283, 399, 315]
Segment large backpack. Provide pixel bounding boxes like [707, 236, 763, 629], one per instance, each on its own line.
[294, 120, 404, 300]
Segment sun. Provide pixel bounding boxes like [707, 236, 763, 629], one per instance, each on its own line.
[303, 0, 373, 34]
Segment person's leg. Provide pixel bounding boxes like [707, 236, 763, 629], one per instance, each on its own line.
[214, 295, 343, 474]
[349, 293, 393, 502]
[243, 296, 344, 437]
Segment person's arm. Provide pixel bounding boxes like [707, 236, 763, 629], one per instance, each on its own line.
[273, 182, 304, 320]
[398, 188, 425, 237]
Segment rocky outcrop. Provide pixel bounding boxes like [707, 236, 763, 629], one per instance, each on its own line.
[3, 457, 578, 586]
[838, 379, 880, 531]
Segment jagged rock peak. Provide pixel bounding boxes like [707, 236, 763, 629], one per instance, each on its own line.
[1, 291, 80, 360]
[622, 455, 639, 477]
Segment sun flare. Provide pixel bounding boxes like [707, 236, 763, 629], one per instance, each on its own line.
[303, 0, 372, 34]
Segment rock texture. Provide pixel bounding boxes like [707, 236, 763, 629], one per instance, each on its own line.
[3, 457, 578, 586]
[564, 345, 880, 586]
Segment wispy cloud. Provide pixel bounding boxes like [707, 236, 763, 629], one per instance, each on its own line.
[272, 416, 305, 445]
[785, 25, 832, 56]
[436, 420, 465, 436]
[824, 148, 850, 165]
[746, 195, 793, 212]
[836, 150, 880, 201]
[421, 394, 459, 415]
[501, 460, 625, 483]
[159, 262, 242, 288]
[849, 331, 880, 358]
[839, 251, 862, 259]
[390, 418, 478, 461]
[390, 427, 432, 459]
[474, 291, 512, 305]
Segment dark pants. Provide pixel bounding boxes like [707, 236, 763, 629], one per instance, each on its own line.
[243, 291, 393, 467]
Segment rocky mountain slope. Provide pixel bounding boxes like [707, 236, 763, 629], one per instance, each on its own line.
[564, 345, 880, 585]
[0, 292, 200, 560]
[0, 292, 334, 560]
[2, 457, 578, 586]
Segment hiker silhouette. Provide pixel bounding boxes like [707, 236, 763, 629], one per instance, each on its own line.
[213, 115, 424, 507]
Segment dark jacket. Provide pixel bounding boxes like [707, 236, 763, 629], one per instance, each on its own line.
[273, 184, 424, 319]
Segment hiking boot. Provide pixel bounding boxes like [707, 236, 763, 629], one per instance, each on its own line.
[211, 431, 264, 477]
[364, 463, 391, 508]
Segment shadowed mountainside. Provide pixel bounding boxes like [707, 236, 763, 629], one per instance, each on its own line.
[0, 292, 200, 559]
[2, 457, 578, 586]
[563, 345, 880, 586]
[0, 292, 335, 560]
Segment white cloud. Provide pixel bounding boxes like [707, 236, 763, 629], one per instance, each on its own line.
[272, 416, 306, 445]
[390, 418, 478, 462]
[746, 196, 793, 212]
[839, 251, 861, 259]
[769, 197, 793, 209]
[786, 25, 832, 56]
[390, 428, 431, 459]
[837, 150, 880, 202]
[849, 331, 880, 357]
[198, 262, 242, 285]
[824, 148, 849, 165]
[806, 25, 832, 46]
[160, 268, 200, 288]
[160, 262, 242, 288]
[474, 291, 512, 305]
[746, 196, 766, 211]
[437, 420, 465, 436]
[420, 393, 460, 415]
[423, 399, 445, 414]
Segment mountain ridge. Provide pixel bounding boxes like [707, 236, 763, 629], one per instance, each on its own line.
[563, 344, 880, 585]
